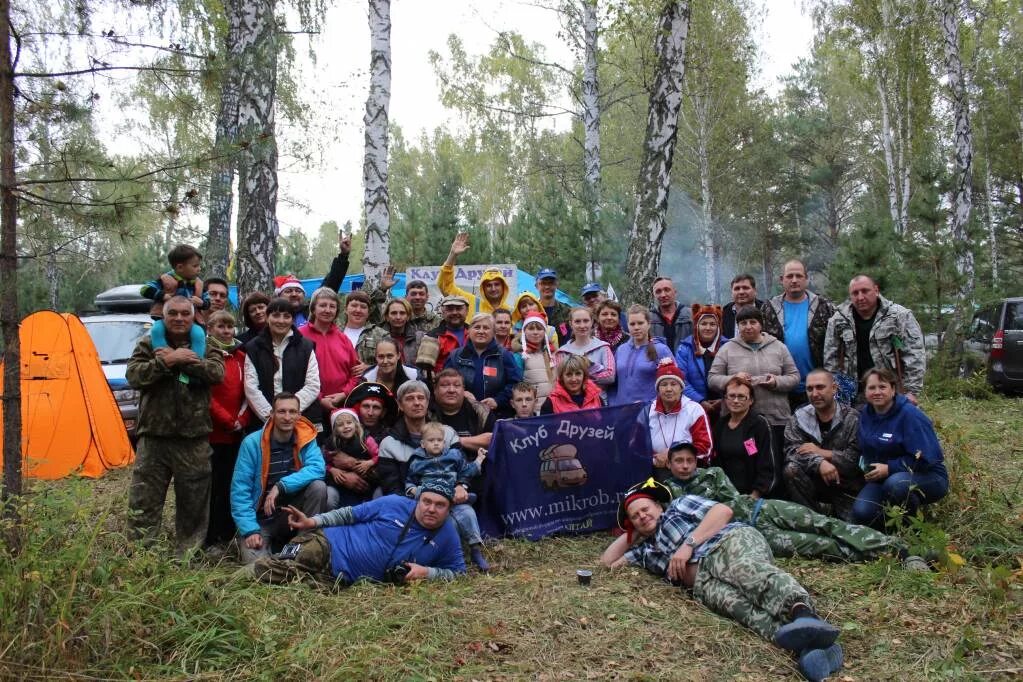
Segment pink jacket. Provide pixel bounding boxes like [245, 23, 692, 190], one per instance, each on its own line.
[298, 323, 361, 399]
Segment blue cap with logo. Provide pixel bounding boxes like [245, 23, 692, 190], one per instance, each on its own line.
[536, 268, 558, 281]
[581, 282, 602, 296]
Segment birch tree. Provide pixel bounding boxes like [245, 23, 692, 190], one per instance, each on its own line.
[940, 0, 975, 347]
[622, 0, 691, 304]
[675, 0, 754, 300]
[581, 0, 602, 281]
[206, 0, 244, 279]
[362, 0, 392, 289]
[234, 0, 279, 297]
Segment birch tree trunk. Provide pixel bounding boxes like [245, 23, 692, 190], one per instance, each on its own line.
[581, 0, 602, 282]
[876, 76, 903, 234]
[940, 0, 975, 351]
[984, 156, 997, 285]
[206, 0, 244, 279]
[623, 0, 691, 305]
[362, 0, 391, 289]
[695, 97, 715, 300]
[0, 0, 22, 518]
[234, 0, 278, 298]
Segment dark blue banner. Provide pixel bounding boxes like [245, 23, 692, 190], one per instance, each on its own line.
[477, 402, 653, 540]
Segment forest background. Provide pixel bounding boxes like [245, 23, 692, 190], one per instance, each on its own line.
[6, 0, 1022, 332]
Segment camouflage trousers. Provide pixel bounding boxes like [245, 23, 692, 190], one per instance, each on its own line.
[251, 530, 341, 588]
[692, 526, 811, 641]
[127, 435, 211, 555]
[754, 498, 903, 562]
[783, 461, 861, 522]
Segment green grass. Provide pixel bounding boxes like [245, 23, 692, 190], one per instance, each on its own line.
[2, 394, 1022, 680]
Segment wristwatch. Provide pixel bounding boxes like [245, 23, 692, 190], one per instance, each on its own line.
[685, 536, 700, 548]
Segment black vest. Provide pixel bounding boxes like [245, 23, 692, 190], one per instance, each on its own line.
[244, 329, 322, 425]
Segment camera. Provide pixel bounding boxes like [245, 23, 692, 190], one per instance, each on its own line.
[383, 561, 411, 584]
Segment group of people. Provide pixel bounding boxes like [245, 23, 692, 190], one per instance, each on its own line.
[124, 234, 949, 681]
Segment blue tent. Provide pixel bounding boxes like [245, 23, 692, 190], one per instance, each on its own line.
[229, 269, 578, 307]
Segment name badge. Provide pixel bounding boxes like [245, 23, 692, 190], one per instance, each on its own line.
[744, 438, 758, 456]
[483, 366, 498, 377]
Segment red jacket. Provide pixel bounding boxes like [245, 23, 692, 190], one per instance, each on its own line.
[546, 379, 604, 414]
[210, 346, 249, 444]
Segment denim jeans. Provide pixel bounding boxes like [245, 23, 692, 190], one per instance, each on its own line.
[450, 502, 483, 545]
[850, 470, 949, 529]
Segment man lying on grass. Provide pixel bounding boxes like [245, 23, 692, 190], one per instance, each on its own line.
[244, 480, 466, 586]
[662, 441, 929, 569]
[601, 479, 844, 682]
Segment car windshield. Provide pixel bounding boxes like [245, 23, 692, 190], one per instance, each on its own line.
[84, 320, 151, 364]
[1005, 302, 1023, 331]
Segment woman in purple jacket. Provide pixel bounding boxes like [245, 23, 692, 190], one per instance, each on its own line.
[612, 305, 673, 405]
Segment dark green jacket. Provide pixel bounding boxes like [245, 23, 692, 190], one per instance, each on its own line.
[127, 334, 225, 439]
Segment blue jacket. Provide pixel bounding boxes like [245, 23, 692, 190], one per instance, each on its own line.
[675, 334, 730, 403]
[612, 339, 674, 405]
[445, 338, 522, 408]
[405, 446, 481, 495]
[320, 495, 466, 582]
[859, 394, 947, 479]
[231, 417, 326, 537]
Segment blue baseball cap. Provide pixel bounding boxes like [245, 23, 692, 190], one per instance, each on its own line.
[581, 282, 602, 296]
[536, 268, 558, 281]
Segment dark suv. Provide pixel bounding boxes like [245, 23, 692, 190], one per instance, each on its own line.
[965, 297, 1023, 393]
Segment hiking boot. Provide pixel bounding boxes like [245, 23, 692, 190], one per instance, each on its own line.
[798, 643, 844, 681]
[775, 617, 840, 653]
[470, 544, 490, 573]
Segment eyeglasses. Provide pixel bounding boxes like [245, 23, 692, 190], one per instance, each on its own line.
[725, 394, 750, 401]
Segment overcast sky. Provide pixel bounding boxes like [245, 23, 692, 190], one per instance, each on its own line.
[265, 0, 812, 239]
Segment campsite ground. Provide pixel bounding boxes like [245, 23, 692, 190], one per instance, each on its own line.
[1, 393, 1022, 681]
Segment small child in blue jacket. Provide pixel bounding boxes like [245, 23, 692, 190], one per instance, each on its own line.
[141, 244, 209, 356]
[405, 421, 489, 571]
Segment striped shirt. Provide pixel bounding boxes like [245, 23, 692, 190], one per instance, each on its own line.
[623, 495, 743, 577]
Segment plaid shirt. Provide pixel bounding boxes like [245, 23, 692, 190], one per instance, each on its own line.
[623, 495, 742, 577]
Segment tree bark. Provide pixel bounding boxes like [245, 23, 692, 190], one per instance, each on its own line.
[876, 75, 902, 235]
[984, 156, 997, 285]
[695, 96, 715, 300]
[581, 0, 602, 282]
[234, 0, 278, 298]
[940, 0, 975, 350]
[206, 0, 244, 279]
[623, 0, 691, 305]
[0, 0, 22, 521]
[362, 0, 392, 289]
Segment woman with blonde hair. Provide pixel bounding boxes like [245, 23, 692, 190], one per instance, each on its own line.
[540, 355, 605, 414]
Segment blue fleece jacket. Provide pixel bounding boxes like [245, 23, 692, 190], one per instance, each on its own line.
[231, 418, 326, 537]
[674, 334, 730, 403]
[859, 394, 947, 479]
[612, 339, 674, 405]
[317, 495, 466, 582]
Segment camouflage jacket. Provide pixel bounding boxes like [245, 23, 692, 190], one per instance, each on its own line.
[823, 296, 926, 395]
[367, 286, 441, 334]
[664, 469, 753, 520]
[126, 334, 225, 439]
[355, 322, 424, 367]
[768, 291, 835, 368]
[783, 402, 862, 483]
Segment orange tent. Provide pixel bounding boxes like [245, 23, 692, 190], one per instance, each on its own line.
[1, 311, 134, 478]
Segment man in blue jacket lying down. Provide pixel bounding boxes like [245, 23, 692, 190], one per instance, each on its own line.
[247, 479, 466, 586]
